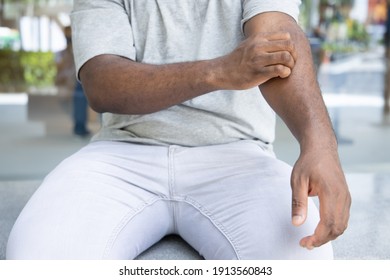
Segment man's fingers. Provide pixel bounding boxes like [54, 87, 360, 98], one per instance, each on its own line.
[300, 222, 330, 249]
[290, 151, 351, 250]
[252, 40, 297, 62]
[261, 31, 291, 41]
[252, 50, 296, 80]
[223, 31, 298, 89]
[260, 32, 297, 61]
[290, 175, 308, 227]
[249, 32, 297, 62]
[254, 65, 292, 84]
[253, 51, 295, 70]
[300, 219, 345, 249]
[300, 208, 349, 249]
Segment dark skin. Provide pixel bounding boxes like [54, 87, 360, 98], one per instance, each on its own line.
[79, 29, 295, 114]
[245, 13, 351, 249]
[80, 11, 351, 250]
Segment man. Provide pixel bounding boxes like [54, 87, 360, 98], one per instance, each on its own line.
[7, 0, 351, 260]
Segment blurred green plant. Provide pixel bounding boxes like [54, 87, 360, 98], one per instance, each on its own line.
[0, 50, 25, 91]
[0, 50, 56, 92]
[347, 19, 370, 45]
[20, 51, 56, 87]
[319, 0, 354, 5]
[320, 19, 370, 63]
[321, 41, 356, 53]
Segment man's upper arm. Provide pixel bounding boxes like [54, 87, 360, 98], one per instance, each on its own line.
[243, 8, 325, 143]
[71, 0, 136, 80]
[241, 0, 301, 32]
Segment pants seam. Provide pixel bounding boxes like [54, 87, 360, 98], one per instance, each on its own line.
[179, 196, 242, 260]
[102, 197, 164, 259]
[168, 146, 178, 233]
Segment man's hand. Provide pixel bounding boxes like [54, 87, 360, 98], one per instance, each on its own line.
[291, 147, 351, 249]
[215, 32, 297, 90]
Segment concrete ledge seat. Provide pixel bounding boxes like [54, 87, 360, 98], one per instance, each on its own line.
[136, 235, 203, 260]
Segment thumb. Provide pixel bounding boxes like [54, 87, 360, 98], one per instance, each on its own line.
[291, 174, 309, 227]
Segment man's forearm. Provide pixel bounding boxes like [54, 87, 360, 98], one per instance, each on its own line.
[244, 12, 337, 151]
[80, 28, 296, 115]
[80, 55, 223, 114]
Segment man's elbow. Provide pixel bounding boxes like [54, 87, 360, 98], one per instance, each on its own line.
[78, 81, 106, 113]
[86, 95, 107, 114]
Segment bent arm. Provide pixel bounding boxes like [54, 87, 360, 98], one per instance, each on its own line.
[79, 56, 221, 115]
[245, 12, 351, 249]
[79, 27, 296, 115]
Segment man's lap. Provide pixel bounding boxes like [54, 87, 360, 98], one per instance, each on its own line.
[6, 140, 333, 259]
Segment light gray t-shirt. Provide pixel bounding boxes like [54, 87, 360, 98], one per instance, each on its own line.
[71, 0, 300, 148]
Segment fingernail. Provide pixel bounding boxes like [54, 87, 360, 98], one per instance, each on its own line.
[292, 215, 303, 226]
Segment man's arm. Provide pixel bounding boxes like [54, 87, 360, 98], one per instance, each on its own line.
[79, 33, 296, 115]
[244, 12, 351, 249]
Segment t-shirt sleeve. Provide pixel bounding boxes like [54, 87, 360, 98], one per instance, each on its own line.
[242, 0, 301, 30]
[70, 0, 136, 78]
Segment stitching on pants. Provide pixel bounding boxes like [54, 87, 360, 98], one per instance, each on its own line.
[181, 196, 242, 260]
[168, 146, 178, 233]
[102, 197, 163, 259]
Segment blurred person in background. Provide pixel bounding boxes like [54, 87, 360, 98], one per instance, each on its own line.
[56, 26, 90, 136]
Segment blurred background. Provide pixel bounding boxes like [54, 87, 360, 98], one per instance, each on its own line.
[0, 0, 390, 260]
[0, 0, 389, 176]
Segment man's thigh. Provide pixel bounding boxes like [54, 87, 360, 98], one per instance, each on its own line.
[173, 141, 333, 259]
[6, 141, 173, 259]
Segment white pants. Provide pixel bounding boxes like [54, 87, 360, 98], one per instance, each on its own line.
[7, 140, 333, 260]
